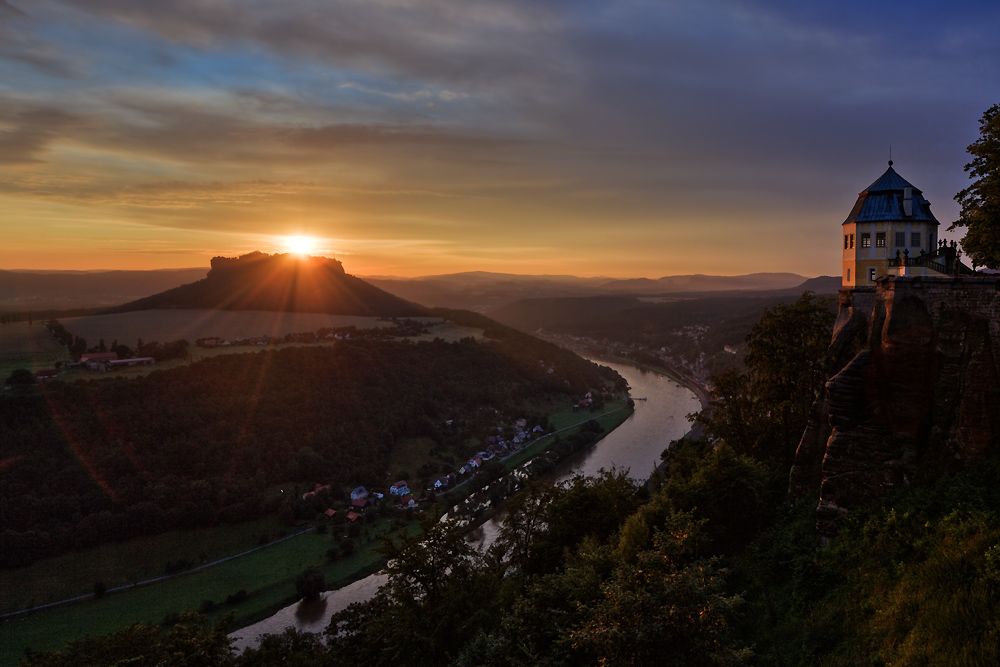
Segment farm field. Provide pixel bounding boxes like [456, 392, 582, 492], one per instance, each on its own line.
[0, 322, 66, 380]
[0, 310, 485, 383]
[60, 310, 402, 346]
[0, 518, 407, 667]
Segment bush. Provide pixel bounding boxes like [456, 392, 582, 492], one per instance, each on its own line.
[225, 590, 248, 605]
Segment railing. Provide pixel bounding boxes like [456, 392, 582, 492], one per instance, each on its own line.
[887, 247, 975, 276]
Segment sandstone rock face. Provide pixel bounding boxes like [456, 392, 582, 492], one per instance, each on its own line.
[789, 289, 872, 498]
[800, 277, 1000, 540]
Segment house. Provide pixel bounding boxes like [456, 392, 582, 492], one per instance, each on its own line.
[79, 352, 117, 365]
[350, 486, 368, 501]
[302, 482, 331, 500]
[346, 511, 361, 523]
[324, 508, 337, 520]
[433, 477, 449, 490]
[399, 495, 416, 508]
[351, 498, 370, 510]
[533, 425, 544, 433]
[390, 480, 410, 496]
[34, 369, 59, 382]
[842, 161, 973, 287]
[467, 458, 480, 469]
[515, 417, 527, 428]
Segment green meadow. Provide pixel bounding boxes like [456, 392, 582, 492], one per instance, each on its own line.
[0, 405, 630, 667]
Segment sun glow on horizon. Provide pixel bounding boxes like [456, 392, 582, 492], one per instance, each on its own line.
[284, 235, 318, 255]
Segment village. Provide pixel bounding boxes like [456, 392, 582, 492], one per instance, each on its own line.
[297, 391, 609, 531]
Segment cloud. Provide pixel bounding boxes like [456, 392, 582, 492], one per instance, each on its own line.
[53, 0, 571, 91]
[0, 107, 80, 164]
[0, 0, 26, 17]
[339, 81, 468, 103]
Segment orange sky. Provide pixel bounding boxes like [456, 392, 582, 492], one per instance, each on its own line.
[1, 1, 994, 278]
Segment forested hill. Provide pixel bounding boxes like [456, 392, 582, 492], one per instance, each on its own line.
[102, 252, 427, 317]
[0, 335, 623, 569]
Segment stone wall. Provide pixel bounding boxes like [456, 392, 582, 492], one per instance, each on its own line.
[793, 276, 1000, 541]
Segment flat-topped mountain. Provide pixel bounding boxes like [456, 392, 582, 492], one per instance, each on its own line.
[103, 252, 428, 317]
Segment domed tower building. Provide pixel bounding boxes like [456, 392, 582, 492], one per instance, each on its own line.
[842, 161, 970, 288]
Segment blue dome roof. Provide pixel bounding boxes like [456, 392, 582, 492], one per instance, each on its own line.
[844, 163, 939, 225]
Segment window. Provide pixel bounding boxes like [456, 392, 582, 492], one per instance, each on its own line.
[861, 233, 871, 248]
[868, 268, 877, 282]
[895, 232, 906, 247]
[876, 232, 886, 248]
[845, 235, 850, 250]
[911, 232, 921, 248]
[850, 234, 855, 248]
[847, 268, 851, 282]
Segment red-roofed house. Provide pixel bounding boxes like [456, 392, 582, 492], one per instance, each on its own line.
[399, 495, 416, 508]
[390, 480, 410, 496]
[324, 508, 337, 520]
[346, 511, 361, 523]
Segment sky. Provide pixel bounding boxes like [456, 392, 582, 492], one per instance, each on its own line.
[1, 0, 998, 278]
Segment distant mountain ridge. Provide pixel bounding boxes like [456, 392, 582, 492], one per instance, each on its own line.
[104, 252, 427, 317]
[363, 271, 824, 310]
[597, 272, 808, 293]
[0, 268, 209, 309]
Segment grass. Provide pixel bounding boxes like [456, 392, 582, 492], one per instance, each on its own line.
[0, 322, 67, 380]
[501, 401, 630, 471]
[0, 514, 416, 667]
[0, 516, 289, 615]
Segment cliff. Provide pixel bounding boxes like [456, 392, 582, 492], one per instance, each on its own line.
[791, 277, 1000, 540]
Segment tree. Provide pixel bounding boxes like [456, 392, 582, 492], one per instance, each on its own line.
[573, 527, 750, 666]
[18, 613, 233, 667]
[326, 509, 496, 665]
[294, 566, 326, 601]
[951, 103, 1000, 268]
[5, 368, 36, 387]
[694, 292, 833, 472]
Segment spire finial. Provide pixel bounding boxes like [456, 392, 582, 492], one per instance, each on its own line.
[889, 145, 893, 167]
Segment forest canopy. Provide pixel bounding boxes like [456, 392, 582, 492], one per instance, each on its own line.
[1, 334, 622, 568]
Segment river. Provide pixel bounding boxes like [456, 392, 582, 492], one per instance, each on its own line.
[229, 359, 699, 650]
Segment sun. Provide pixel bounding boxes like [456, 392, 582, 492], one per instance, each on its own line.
[284, 236, 317, 255]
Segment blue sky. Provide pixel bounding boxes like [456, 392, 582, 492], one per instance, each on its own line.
[1, 0, 998, 277]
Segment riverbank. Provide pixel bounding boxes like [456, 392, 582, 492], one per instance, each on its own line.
[584, 352, 711, 434]
[0, 402, 633, 667]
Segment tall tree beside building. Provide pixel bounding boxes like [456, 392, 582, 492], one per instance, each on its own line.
[951, 103, 1000, 268]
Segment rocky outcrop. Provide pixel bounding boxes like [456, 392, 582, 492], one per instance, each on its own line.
[796, 277, 1000, 541]
[788, 289, 872, 497]
[104, 252, 427, 317]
